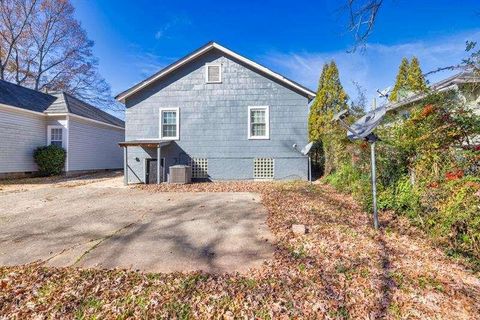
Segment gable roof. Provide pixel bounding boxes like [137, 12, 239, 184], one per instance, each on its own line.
[0, 80, 124, 128]
[387, 70, 480, 112]
[47, 92, 125, 127]
[115, 41, 316, 102]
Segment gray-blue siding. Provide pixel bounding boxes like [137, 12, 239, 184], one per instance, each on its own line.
[124, 49, 310, 182]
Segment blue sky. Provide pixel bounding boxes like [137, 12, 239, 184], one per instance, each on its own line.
[72, 0, 480, 111]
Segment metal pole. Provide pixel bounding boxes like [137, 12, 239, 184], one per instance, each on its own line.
[308, 156, 312, 182]
[370, 142, 379, 229]
[123, 146, 128, 186]
[157, 146, 161, 184]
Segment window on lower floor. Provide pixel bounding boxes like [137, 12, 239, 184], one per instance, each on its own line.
[49, 127, 63, 147]
[253, 158, 274, 179]
[190, 158, 208, 178]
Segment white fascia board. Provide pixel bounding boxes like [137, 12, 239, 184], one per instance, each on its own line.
[116, 42, 316, 102]
[0, 103, 45, 116]
[45, 112, 125, 130]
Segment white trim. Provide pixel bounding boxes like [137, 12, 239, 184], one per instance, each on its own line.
[0, 103, 45, 116]
[248, 106, 270, 140]
[46, 112, 124, 130]
[0, 105, 124, 130]
[47, 125, 65, 147]
[115, 42, 316, 102]
[65, 115, 70, 172]
[205, 63, 222, 83]
[159, 107, 180, 140]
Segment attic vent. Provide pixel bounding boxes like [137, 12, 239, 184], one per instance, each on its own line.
[190, 158, 208, 178]
[253, 158, 274, 180]
[206, 64, 221, 83]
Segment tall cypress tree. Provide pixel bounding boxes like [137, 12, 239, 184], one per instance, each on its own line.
[308, 61, 348, 141]
[407, 56, 428, 93]
[389, 57, 410, 102]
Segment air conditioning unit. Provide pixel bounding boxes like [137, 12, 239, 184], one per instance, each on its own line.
[168, 165, 192, 184]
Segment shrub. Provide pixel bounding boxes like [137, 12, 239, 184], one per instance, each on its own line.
[319, 90, 480, 265]
[33, 145, 66, 176]
[434, 177, 480, 258]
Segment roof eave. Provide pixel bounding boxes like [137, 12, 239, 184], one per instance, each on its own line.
[115, 42, 316, 103]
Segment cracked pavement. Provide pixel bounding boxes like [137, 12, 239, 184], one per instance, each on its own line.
[0, 174, 274, 273]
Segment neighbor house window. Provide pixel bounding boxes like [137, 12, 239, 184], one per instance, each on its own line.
[48, 126, 63, 147]
[190, 158, 208, 179]
[205, 63, 221, 83]
[248, 106, 269, 139]
[253, 158, 274, 180]
[159, 107, 179, 140]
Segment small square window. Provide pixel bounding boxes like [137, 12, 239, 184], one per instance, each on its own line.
[206, 64, 221, 83]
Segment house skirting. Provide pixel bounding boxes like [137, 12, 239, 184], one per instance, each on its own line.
[64, 168, 123, 177]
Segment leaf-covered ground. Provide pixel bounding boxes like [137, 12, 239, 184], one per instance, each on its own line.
[1, 181, 479, 319]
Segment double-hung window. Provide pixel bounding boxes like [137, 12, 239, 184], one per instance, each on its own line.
[248, 106, 269, 139]
[48, 126, 64, 147]
[160, 107, 179, 140]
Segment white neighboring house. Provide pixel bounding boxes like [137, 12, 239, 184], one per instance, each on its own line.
[385, 71, 480, 146]
[0, 80, 125, 178]
[387, 71, 480, 116]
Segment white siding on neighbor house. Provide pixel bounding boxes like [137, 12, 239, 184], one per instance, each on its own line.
[0, 106, 46, 173]
[67, 117, 124, 171]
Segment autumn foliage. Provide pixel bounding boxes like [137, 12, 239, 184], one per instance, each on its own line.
[1, 181, 479, 318]
[326, 91, 480, 264]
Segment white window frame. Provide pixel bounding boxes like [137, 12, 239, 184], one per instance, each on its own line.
[248, 106, 270, 140]
[205, 63, 222, 83]
[159, 107, 180, 140]
[47, 125, 65, 148]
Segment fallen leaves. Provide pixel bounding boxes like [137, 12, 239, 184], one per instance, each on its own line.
[1, 181, 479, 319]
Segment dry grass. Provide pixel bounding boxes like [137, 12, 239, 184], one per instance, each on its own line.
[1, 180, 479, 319]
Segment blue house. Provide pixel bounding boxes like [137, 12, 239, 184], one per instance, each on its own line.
[116, 42, 315, 184]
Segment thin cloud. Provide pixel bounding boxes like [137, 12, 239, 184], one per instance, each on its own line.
[262, 30, 480, 108]
[154, 15, 192, 40]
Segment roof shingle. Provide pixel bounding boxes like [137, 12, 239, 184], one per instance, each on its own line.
[0, 80, 124, 128]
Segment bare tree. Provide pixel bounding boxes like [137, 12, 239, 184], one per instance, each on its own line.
[0, 0, 120, 111]
[345, 0, 384, 51]
[0, 0, 37, 80]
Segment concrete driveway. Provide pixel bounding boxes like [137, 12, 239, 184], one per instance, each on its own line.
[0, 173, 274, 273]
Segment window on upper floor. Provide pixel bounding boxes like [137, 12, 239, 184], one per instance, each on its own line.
[248, 106, 269, 139]
[205, 63, 221, 83]
[159, 107, 179, 140]
[48, 126, 64, 147]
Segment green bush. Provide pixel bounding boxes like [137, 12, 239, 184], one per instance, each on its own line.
[378, 175, 422, 220]
[319, 90, 480, 265]
[33, 145, 66, 176]
[434, 177, 480, 258]
[325, 162, 372, 210]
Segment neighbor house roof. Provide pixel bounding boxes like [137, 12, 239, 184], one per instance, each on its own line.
[115, 41, 316, 102]
[387, 70, 480, 111]
[0, 80, 124, 128]
[0, 79, 57, 113]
